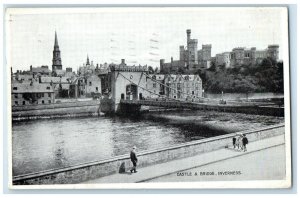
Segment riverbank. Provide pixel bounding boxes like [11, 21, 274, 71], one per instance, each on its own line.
[12, 124, 285, 185]
[12, 100, 100, 121]
[85, 135, 286, 184]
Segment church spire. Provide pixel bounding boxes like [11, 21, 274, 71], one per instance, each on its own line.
[54, 31, 58, 46]
[52, 31, 62, 72]
[86, 54, 90, 65]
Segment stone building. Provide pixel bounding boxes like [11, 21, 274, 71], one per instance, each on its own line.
[11, 82, 55, 106]
[160, 29, 212, 74]
[197, 44, 212, 70]
[186, 29, 198, 67]
[229, 45, 279, 67]
[145, 74, 203, 101]
[109, 60, 149, 102]
[146, 74, 165, 98]
[30, 65, 51, 77]
[216, 52, 231, 68]
[78, 55, 96, 76]
[14, 73, 34, 83]
[85, 74, 101, 97]
[159, 58, 185, 74]
[164, 74, 202, 101]
[39, 76, 71, 98]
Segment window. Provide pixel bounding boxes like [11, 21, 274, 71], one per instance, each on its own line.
[42, 100, 44, 104]
[96, 87, 98, 91]
[46, 86, 50, 90]
[15, 101, 18, 105]
[174, 96, 176, 99]
[192, 91, 194, 95]
[23, 101, 25, 105]
[13, 87, 17, 90]
[14, 94, 18, 99]
[42, 93, 44, 97]
[89, 81, 92, 86]
[153, 83, 156, 88]
[49, 100, 51, 104]
[48, 93, 51, 97]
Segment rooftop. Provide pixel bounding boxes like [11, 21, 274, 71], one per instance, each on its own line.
[12, 83, 54, 93]
[40, 76, 70, 84]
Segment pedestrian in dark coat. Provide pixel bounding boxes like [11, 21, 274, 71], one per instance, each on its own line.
[232, 136, 237, 149]
[130, 146, 138, 173]
[242, 134, 248, 152]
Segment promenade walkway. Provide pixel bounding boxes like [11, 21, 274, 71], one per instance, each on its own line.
[84, 134, 285, 183]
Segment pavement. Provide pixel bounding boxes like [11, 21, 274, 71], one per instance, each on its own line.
[83, 134, 285, 183]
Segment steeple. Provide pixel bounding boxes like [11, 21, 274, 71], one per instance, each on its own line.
[86, 54, 90, 65]
[52, 31, 62, 72]
[54, 31, 58, 47]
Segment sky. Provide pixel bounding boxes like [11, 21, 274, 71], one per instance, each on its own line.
[6, 7, 287, 72]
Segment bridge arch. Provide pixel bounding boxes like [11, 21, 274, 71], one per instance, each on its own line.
[126, 83, 138, 100]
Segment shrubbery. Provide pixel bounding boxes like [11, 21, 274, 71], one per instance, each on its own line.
[197, 58, 284, 93]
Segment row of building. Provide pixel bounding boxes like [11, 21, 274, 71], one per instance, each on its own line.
[14, 29, 278, 106]
[11, 32, 104, 106]
[146, 74, 203, 101]
[160, 29, 280, 73]
[99, 59, 203, 102]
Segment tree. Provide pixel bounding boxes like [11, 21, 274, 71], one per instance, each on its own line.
[148, 66, 154, 74]
[178, 67, 185, 74]
[207, 61, 216, 72]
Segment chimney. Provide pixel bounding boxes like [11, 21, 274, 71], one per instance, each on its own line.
[30, 65, 32, 71]
[121, 59, 125, 64]
[171, 57, 174, 63]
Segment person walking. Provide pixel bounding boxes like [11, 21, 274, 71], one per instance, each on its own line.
[232, 135, 237, 149]
[130, 146, 138, 173]
[242, 134, 249, 152]
[236, 134, 242, 151]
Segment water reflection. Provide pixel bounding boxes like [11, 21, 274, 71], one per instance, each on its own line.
[12, 111, 284, 176]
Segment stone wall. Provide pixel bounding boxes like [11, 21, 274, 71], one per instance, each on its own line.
[12, 124, 285, 185]
[12, 100, 100, 120]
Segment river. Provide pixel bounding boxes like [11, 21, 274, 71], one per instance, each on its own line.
[12, 110, 284, 176]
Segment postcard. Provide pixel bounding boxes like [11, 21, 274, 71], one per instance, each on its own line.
[6, 7, 291, 189]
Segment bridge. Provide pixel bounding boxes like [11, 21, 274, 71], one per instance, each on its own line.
[118, 99, 283, 117]
[99, 61, 284, 116]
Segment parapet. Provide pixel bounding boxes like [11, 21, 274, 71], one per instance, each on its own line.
[110, 64, 148, 72]
[268, 44, 279, 49]
[202, 44, 212, 49]
[188, 39, 198, 44]
[232, 47, 246, 51]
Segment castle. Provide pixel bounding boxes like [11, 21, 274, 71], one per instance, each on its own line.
[160, 29, 280, 73]
[160, 29, 211, 74]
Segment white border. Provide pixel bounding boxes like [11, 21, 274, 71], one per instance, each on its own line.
[5, 6, 292, 190]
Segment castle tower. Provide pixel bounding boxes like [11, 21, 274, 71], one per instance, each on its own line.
[186, 29, 198, 66]
[267, 45, 279, 61]
[179, 45, 185, 62]
[186, 29, 191, 46]
[52, 31, 62, 71]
